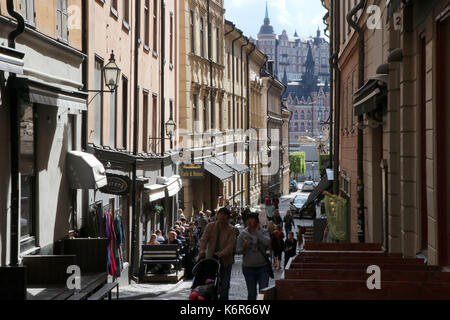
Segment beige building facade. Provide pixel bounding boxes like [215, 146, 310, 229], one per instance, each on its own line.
[327, 0, 450, 267]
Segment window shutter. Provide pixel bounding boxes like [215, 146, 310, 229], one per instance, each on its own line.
[27, 0, 35, 24]
[62, 0, 68, 40]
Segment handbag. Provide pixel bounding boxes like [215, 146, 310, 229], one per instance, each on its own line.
[258, 246, 274, 279]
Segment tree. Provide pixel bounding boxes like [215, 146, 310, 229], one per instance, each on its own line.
[290, 152, 306, 177]
[318, 154, 331, 175]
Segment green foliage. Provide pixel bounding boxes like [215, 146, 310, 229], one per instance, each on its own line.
[319, 154, 331, 174]
[290, 152, 306, 175]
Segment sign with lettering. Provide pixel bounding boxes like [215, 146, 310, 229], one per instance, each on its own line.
[180, 163, 205, 180]
[100, 174, 131, 195]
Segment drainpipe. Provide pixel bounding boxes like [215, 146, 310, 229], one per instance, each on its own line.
[81, 0, 88, 151]
[130, 0, 141, 282]
[6, 0, 25, 267]
[347, 0, 366, 243]
[160, 0, 166, 168]
[246, 44, 256, 206]
[240, 37, 249, 207]
[231, 31, 243, 203]
[331, 0, 341, 196]
[328, 0, 334, 170]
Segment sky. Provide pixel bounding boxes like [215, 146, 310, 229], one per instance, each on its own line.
[224, 0, 328, 40]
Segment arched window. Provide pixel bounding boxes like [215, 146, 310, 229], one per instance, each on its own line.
[300, 111, 305, 120]
[294, 111, 299, 120]
[307, 111, 312, 120]
[301, 123, 305, 132]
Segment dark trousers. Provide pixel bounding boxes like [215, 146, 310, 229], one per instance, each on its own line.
[219, 264, 232, 300]
[242, 265, 270, 300]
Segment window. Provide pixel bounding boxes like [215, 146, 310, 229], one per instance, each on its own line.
[294, 111, 298, 120]
[152, 95, 158, 153]
[236, 57, 239, 84]
[57, 0, 69, 41]
[301, 123, 305, 132]
[110, 90, 117, 148]
[190, 11, 195, 54]
[348, 76, 352, 131]
[203, 96, 208, 132]
[94, 57, 104, 145]
[211, 96, 215, 130]
[123, 0, 130, 24]
[111, 0, 118, 12]
[301, 111, 305, 120]
[219, 101, 223, 131]
[143, 92, 149, 152]
[153, 0, 158, 52]
[228, 101, 232, 129]
[144, 0, 150, 48]
[227, 53, 231, 79]
[200, 18, 205, 57]
[193, 94, 198, 133]
[20, 0, 35, 25]
[122, 76, 128, 149]
[216, 27, 220, 63]
[20, 102, 35, 240]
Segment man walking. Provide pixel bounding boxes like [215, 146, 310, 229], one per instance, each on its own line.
[198, 207, 236, 300]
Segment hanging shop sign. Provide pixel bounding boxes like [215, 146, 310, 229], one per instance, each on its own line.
[100, 173, 131, 196]
[180, 163, 205, 180]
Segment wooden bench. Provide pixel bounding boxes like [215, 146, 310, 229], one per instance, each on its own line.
[284, 268, 450, 282]
[273, 279, 450, 300]
[60, 238, 117, 300]
[87, 282, 119, 300]
[23, 255, 77, 300]
[303, 243, 384, 251]
[0, 266, 27, 300]
[140, 244, 182, 279]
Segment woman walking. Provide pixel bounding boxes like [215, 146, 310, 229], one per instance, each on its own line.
[283, 210, 295, 239]
[284, 232, 297, 269]
[237, 212, 271, 300]
[273, 210, 283, 229]
[271, 225, 285, 270]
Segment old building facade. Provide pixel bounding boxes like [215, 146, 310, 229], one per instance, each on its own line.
[327, 0, 450, 267]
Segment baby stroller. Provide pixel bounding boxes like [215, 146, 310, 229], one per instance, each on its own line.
[189, 258, 221, 300]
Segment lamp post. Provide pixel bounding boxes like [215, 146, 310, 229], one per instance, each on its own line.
[165, 118, 176, 150]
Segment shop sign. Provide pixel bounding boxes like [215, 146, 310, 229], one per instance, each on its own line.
[180, 163, 205, 180]
[100, 174, 131, 195]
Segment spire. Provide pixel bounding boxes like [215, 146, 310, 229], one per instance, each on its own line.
[264, 1, 270, 25]
[294, 30, 299, 37]
[317, 26, 321, 38]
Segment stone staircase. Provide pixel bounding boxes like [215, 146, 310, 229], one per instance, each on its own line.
[303, 226, 315, 243]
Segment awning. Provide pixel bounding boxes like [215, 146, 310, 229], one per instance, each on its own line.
[145, 183, 167, 202]
[353, 76, 388, 117]
[204, 160, 233, 183]
[12, 78, 87, 111]
[145, 175, 183, 202]
[299, 174, 333, 214]
[27, 85, 87, 111]
[157, 175, 183, 197]
[217, 154, 249, 174]
[67, 151, 107, 190]
[0, 46, 24, 74]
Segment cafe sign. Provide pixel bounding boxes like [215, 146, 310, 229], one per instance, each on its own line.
[180, 163, 205, 180]
[100, 174, 131, 195]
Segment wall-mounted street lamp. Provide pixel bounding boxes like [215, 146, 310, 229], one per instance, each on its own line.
[86, 52, 121, 106]
[165, 118, 177, 150]
[103, 52, 121, 92]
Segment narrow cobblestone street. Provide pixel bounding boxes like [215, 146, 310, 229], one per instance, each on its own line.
[119, 184, 313, 300]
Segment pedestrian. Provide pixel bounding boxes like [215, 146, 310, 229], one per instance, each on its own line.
[284, 231, 297, 269]
[197, 211, 208, 235]
[155, 230, 166, 243]
[271, 225, 285, 270]
[178, 209, 186, 221]
[241, 208, 251, 228]
[237, 211, 271, 301]
[205, 210, 212, 224]
[273, 196, 280, 210]
[198, 207, 236, 301]
[283, 210, 295, 238]
[148, 234, 160, 245]
[265, 196, 274, 222]
[273, 209, 283, 229]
